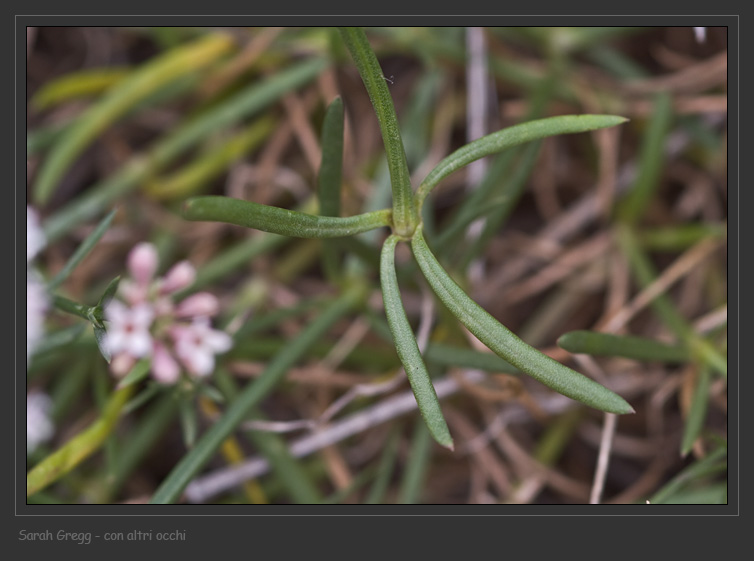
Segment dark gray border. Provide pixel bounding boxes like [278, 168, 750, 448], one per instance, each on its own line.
[14, 13, 742, 554]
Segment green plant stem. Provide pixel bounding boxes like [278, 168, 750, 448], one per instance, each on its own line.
[27, 384, 136, 496]
[338, 27, 417, 237]
[149, 284, 366, 504]
[182, 196, 392, 238]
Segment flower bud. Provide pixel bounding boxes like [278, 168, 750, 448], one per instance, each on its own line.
[128, 243, 158, 287]
[175, 292, 219, 318]
[152, 342, 181, 384]
[160, 261, 196, 295]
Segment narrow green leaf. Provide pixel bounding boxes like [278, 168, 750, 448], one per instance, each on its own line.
[34, 33, 235, 205]
[52, 294, 92, 322]
[339, 27, 417, 237]
[97, 276, 122, 311]
[145, 116, 276, 201]
[557, 330, 690, 363]
[149, 284, 365, 504]
[649, 445, 726, 504]
[680, 366, 712, 456]
[179, 397, 199, 449]
[318, 96, 345, 218]
[30, 66, 131, 111]
[417, 114, 628, 207]
[182, 196, 392, 238]
[93, 325, 111, 363]
[380, 235, 453, 449]
[318, 97, 345, 282]
[411, 227, 634, 415]
[46, 210, 117, 291]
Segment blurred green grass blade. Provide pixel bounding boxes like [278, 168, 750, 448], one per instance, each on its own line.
[557, 330, 690, 363]
[424, 342, 520, 374]
[339, 27, 417, 237]
[115, 359, 152, 390]
[411, 226, 634, 415]
[617, 92, 672, 224]
[27, 120, 72, 156]
[30, 67, 131, 111]
[29, 323, 87, 360]
[651, 483, 727, 504]
[649, 445, 726, 504]
[365, 427, 402, 504]
[46, 210, 116, 291]
[182, 196, 392, 238]
[149, 284, 365, 504]
[106, 391, 180, 500]
[637, 223, 727, 252]
[42, 57, 328, 243]
[27, 384, 136, 496]
[145, 115, 276, 201]
[464, 140, 543, 269]
[179, 396, 199, 449]
[417, 114, 628, 207]
[182, 232, 287, 296]
[617, 225, 726, 378]
[318, 97, 345, 282]
[380, 235, 453, 449]
[585, 45, 648, 80]
[533, 407, 583, 465]
[318, 96, 344, 218]
[398, 417, 433, 504]
[246, 428, 322, 504]
[436, 69, 555, 260]
[33, 33, 235, 205]
[680, 366, 712, 456]
[213, 368, 322, 504]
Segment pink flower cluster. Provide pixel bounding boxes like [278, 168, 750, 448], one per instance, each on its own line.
[104, 242, 232, 384]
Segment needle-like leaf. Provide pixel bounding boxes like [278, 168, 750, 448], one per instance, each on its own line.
[411, 226, 634, 415]
[182, 196, 392, 238]
[416, 114, 628, 207]
[380, 235, 453, 449]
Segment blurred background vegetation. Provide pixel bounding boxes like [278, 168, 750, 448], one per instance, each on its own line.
[26, 26, 727, 505]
